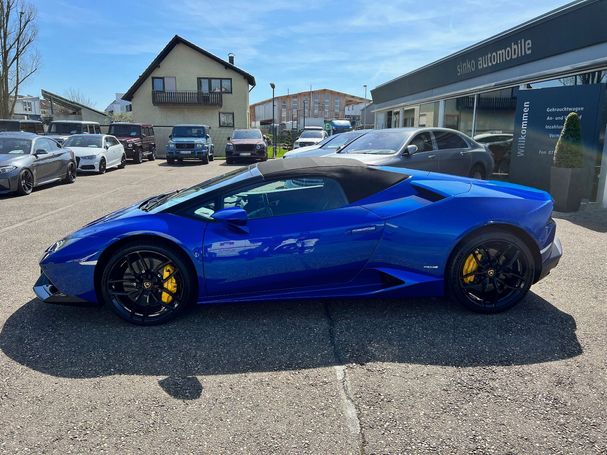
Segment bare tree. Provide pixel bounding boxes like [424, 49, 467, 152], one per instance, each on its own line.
[0, 0, 39, 118]
[63, 87, 97, 109]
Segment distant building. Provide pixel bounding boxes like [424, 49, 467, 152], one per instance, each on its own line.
[122, 35, 256, 156]
[105, 93, 132, 115]
[250, 89, 369, 129]
[40, 89, 110, 124]
[11, 95, 42, 120]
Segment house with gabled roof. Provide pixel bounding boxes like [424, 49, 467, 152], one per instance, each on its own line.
[122, 35, 256, 156]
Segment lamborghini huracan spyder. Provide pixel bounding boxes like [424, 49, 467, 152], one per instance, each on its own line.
[34, 158, 562, 325]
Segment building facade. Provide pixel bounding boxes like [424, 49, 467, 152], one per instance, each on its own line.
[122, 35, 256, 156]
[250, 89, 369, 129]
[12, 96, 42, 120]
[371, 0, 607, 203]
[105, 93, 132, 116]
[40, 89, 110, 124]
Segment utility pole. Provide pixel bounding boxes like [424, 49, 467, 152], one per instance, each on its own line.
[270, 82, 276, 158]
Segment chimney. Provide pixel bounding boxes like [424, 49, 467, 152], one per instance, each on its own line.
[228, 53, 235, 65]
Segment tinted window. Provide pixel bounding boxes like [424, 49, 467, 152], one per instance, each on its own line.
[410, 132, 434, 152]
[435, 131, 468, 150]
[321, 131, 364, 150]
[0, 137, 31, 154]
[232, 129, 262, 139]
[221, 177, 347, 219]
[172, 125, 206, 137]
[109, 124, 141, 137]
[0, 120, 19, 132]
[64, 135, 102, 148]
[299, 130, 324, 139]
[49, 123, 83, 134]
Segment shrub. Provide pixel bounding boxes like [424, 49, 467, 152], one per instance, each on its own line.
[554, 112, 583, 168]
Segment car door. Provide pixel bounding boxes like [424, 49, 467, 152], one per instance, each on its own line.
[401, 131, 439, 171]
[105, 136, 119, 166]
[31, 138, 56, 182]
[434, 130, 472, 176]
[201, 176, 384, 297]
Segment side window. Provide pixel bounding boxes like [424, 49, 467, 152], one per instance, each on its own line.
[193, 199, 217, 219]
[95, 125, 101, 134]
[435, 131, 468, 150]
[410, 132, 434, 152]
[221, 177, 348, 220]
[34, 138, 50, 153]
[149, 127, 154, 136]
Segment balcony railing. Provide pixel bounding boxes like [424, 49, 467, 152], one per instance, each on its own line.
[152, 91, 223, 107]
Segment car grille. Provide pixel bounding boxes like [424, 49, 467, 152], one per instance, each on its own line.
[298, 142, 314, 147]
[176, 143, 195, 150]
[235, 144, 256, 152]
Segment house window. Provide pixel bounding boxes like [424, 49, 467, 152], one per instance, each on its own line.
[152, 77, 165, 92]
[198, 78, 233, 94]
[152, 77, 176, 92]
[219, 112, 234, 127]
[22, 101, 33, 112]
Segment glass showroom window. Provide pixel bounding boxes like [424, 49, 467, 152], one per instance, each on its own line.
[474, 88, 518, 136]
[443, 96, 475, 136]
[418, 102, 439, 127]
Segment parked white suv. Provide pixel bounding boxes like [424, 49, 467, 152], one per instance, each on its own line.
[293, 127, 327, 149]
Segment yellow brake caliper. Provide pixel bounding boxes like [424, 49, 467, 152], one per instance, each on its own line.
[161, 265, 177, 304]
[463, 251, 482, 283]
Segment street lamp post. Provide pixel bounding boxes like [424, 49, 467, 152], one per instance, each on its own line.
[270, 82, 276, 158]
[303, 98, 307, 129]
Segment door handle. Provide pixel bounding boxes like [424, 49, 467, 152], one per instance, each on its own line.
[349, 226, 377, 234]
[427, 154, 436, 159]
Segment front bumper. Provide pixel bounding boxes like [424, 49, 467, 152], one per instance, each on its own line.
[537, 237, 562, 281]
[0, 173, 19, 193]
[76, 157, 100, 172]
[33, 272, 93, 305]
[166, 149, 208, 160]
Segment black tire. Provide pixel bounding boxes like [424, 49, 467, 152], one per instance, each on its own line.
[16, 169, 34, 195]
[469, 164, 486, 180]
[167, 157, 174, 164]
[209, 150, 214, 161]
[148, 146, 156, 161]
[98, 158, 106, 174]
[226, 158, 234, 165]
[118, 154, 127, 169]
[133, 148, 143, 164]
[62, 162, 77, 184]
[100, 242, 196, 325]
[200, 154, 209, 165]
[447, 231, 535, 313]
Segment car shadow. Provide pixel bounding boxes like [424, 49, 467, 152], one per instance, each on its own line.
[553, 206, 607, 233]
[0, 292, 581, 400]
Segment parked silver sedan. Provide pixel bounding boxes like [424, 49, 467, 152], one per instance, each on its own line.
[329, 128, 494, 179]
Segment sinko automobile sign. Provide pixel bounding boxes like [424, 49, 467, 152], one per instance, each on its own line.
[372, 0, 607, 104]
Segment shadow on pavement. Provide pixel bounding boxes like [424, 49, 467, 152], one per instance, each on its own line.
[553, 206, 607, 233]
[1, 292, 581, 399]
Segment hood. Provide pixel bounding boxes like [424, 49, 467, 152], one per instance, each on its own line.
[0, 153, 30, 165]
[295, 137, 323, 144]
[284, 146, 336, 159]
[116, 136, 140, 143]
[230, 138, 264, 145]
[67, 146, 103, 157]
[46, 134, 70, 140]
[170, 136, 205, 143]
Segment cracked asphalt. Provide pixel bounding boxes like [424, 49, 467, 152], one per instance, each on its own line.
[0, 160, 606, 454]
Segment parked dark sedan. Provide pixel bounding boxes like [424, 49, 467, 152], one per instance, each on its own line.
[330, 128, 494, 179]
[0, 132, 77, 196]
[474, 132, 513, 174]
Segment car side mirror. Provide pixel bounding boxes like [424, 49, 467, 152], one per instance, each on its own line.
[227, 137, 231, 141]
[169, 134, 172, 139]
[105, 144, 110, 149]
[212, 207, 249, 233]
[404, 144, 418, 156]
[34, 149, 48, 156]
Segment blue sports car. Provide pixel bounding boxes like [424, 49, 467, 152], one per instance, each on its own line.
[34, 158, 562, 325]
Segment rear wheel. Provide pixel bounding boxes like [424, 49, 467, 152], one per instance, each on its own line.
[16, 169, 34, 195]
[469, 164, 486, 180]
[62, 162, 76, 184]
[226, 158, 234, 165]
[133, 148, 143, 164]
[100, 243, 195, 325]
[98, 158, 106, 174]
[447, 231, 535, 313]
[200, 154, 209, 165]
[148, 146, 156, 161]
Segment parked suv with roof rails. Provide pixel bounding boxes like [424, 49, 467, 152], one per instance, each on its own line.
[46, 120, 102, 145]
[0, 119, 45, 134]
[108, 122, 156, 163]
[166, 124, 214, 165]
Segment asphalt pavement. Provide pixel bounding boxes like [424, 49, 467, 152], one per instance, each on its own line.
[0, 159, 605, 454]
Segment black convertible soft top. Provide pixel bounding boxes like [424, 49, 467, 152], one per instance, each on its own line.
[255, 157, 408, 202]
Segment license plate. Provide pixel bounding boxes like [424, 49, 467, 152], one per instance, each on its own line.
[239, 152, 251, 156]
[180, 151, 191, 155]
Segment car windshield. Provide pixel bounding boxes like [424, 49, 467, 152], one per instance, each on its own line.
[172, 126, 205, 138]
[109, 124, 141, 137]
[143, 167, 253, 212]
[321, 131, 364, 149]
[300, 130, 323, 139]
[339, 131, 411, 155]
[0, 137, 31, 154]
[49, 123, 83, 134]
[0, 120, 19, 132]
[232, 130, 262, 140]
[64, 136, 102, 148]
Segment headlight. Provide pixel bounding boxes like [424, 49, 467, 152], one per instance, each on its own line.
[47, 237, 76, 254]
[127, 143, 134, 148]
[82, 155, 96, 160]
[195, 143, 204, 149]
[0, 165, 17, 174]
[255, 143, 264, 150]
[167, 142, 176, 149]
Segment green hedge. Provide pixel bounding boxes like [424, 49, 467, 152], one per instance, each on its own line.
[554, 112, 583, 168]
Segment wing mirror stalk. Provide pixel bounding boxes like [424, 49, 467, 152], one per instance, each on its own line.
[403, 144, 418, 156]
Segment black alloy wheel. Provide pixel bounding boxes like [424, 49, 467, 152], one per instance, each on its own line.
[448, 231, 534, 313]
[133, 148, 143, 164]
[167, 157, 175, 164]
[63, 162, 77, 184]
[200, 154, 209, 165]
[101, 243, 194, 325]
[17, 169, 34, 195]
[98, 158, 106, 174]
[148, 146, 156, 161]
[118, 154, 127, 169]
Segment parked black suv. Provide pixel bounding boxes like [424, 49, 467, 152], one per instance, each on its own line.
[0, 119, 44, 134]
[108, 122, 156, 163]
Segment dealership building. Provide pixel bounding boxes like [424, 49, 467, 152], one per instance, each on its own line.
[371, 0, 607, 203]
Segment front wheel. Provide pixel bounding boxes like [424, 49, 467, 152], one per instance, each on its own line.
[133, 148, 143, 164]
[447, 231, 535, 313]
[148, 147, 156, 161]
[200, 154, 209, 165]
[98, 158, 106, 174]
[118, 154, 127, 169]
[100, 242, 195, 325]
[62, 162, 77, 184]
[16, 169, 34, 195]
[469, 164, 486, 180]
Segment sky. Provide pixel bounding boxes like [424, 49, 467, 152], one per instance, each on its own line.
[24, 0, 568, 110]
